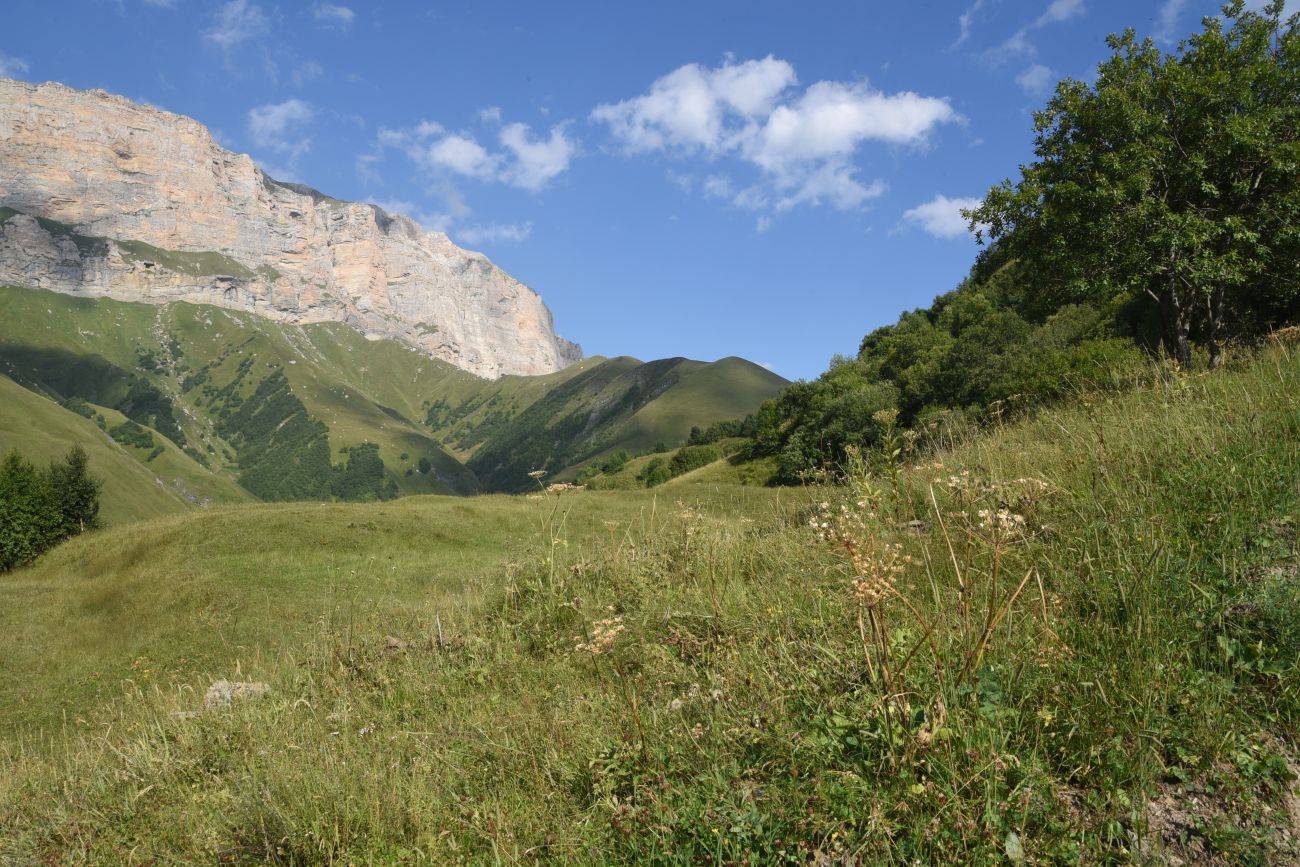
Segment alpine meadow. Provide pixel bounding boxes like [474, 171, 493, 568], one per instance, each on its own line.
[2, 2, 1300, 864]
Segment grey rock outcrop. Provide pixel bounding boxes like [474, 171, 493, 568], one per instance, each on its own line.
[0, 79, 582, 378]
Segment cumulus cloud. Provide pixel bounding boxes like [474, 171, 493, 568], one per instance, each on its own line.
[0, 51, 30, 78]
[205, 0, 269, 51]
[455, 221, 534, 246]
[1015, 63, 1055, 95]
[499, 122, 576, 191]
[425, 134, 499, 179]
[591, 56, 798, 154]
[359, 111, 574, 244]
[378, 115, 576, 192]
[248, 98, 314, 161]
[902, 194, 983, 239]
[592, 55, 958, 224]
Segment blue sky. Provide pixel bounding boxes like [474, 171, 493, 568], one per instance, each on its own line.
[1, 0, 1290, 380]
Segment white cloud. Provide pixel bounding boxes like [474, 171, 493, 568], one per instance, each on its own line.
[1035, 0, 1085, 27]
[953, 0, 986, 48]
[424, 134, 499, 179]
[360, 112, 574, 242]
[379, 115, 576, 192]
[702, 174, 734, 199]
[142, 0, 175, 7]
[1015, 63, 1055, 95]
[499, 122, 576, 191]
[477, 106, 502, 124]
[248, 98, 314, 160]
[592, 56, 797, 154]
[1155, 0, 1190, 42]
[205, 0, 269, 51]
[903, 194, 983, 239]
[774, 162, 886, 213]
[592, 55, 957, 223]
[313, 4, 354, 29]
[456, 221, 534, 246]
[746, 80, 957, 174]
[986, 0, 1086, 66]
[0, 51, 29, 78]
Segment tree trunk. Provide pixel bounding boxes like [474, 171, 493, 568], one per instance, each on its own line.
[1206, 284, 1226, 370]
[1160, 286, 1193, 369]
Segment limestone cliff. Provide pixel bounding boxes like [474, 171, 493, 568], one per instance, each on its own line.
[0, 79, 582, 378]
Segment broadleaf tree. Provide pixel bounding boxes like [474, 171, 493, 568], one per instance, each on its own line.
[970, 1, 1300, 368]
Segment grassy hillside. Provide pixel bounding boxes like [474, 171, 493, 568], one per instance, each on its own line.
[0, 373, 249, 524]
[2, 344, 1297, 863]
[462, 355, 788, 491]
[0, 286, 785, 504]
[0, 286, 477, 500]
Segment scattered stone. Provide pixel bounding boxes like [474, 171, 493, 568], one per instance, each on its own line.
[203, 679, 270, 710]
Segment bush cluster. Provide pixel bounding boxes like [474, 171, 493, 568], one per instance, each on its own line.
[0, 446, 101, 571]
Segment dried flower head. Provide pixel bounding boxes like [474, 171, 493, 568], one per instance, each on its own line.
[575, 615, 625, 655]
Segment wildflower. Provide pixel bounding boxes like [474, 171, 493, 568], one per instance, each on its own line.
[977, 508, 1027, 536]
[575, 615, 625, 655]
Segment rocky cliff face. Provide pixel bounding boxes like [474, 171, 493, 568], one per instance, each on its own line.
[0, 79, 581, 378]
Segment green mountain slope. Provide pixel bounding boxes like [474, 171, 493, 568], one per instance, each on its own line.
[0, 286, 478, 502]
[0, 373, 251, 525]
[460, 355, 789, 491]
[0, 286, 787, 504]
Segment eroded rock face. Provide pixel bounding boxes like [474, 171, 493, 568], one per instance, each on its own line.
[0, 79, 582, 378]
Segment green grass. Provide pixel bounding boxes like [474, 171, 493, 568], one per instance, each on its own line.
[115, 239, 256, 279]
[2, 344, 1297, 863]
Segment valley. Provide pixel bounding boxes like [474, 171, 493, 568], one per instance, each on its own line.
[0, 284, 787, 511]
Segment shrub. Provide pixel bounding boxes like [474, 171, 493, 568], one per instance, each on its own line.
[669, 445, 720, 477]
[0, 446, 101, 571]
[109, 420, 155, 450]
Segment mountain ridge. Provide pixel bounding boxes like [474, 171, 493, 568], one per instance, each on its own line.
[0, 78, 580, 379]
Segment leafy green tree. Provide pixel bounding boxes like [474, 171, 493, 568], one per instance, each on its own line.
[333, 443, 397, 502]
[47, 445, 101, 536]
[0, 447, 101, 571]
[971, 3, 1300, 368]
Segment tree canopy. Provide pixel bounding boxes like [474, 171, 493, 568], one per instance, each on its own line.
[970, 1, 1300, 369]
